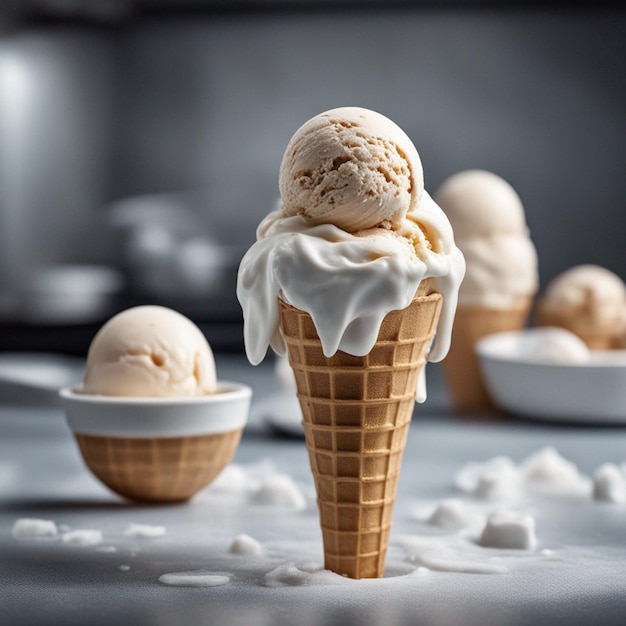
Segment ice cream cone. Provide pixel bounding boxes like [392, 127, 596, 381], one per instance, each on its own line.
[536, 301, 619, 350]
[74, 429, 243, 503]
[278, 279, 442, 579]
[442, 299, 532, 413]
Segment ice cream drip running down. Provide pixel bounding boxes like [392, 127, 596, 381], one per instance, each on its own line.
[237, 107, 464, 580]
[237, 106, 465, 402]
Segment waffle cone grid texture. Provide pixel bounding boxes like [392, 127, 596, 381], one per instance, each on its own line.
[74, 429, 243, 503]
[278, 287, 443, 578]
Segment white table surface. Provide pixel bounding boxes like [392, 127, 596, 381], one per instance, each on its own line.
[2, 355, 626, 626]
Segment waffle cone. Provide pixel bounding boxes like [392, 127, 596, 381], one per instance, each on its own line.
[74, 429, 243, 503]
[278, 279, 442, 579]
[536, 300, 619, 349]
[442, 300, 531, 412]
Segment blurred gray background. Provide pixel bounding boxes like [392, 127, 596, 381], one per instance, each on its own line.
[0, 1, 624, 354]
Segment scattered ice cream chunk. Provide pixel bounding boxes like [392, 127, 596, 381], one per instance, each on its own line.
[12, 518, 58, 540]
[61, 529, 103, 547]
[455, 456, 521, 500]
[592, 463, 626, 503]
[209, 459, 278, 494]
[119, 565, 131, 572]
[520, 447, 590, 496]
[513, 327, 590, 364]
[123, 523, 166, 538]
[158, 571, 231, 587]
[252, 474, 307, 511]
[229, 534, 263, 556]
[479, 511, 537, 550]
[427, 499, 483, 530]
[209, 463, 250, 493]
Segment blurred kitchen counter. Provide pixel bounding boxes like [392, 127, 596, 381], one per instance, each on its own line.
[2, 355, 626, 626]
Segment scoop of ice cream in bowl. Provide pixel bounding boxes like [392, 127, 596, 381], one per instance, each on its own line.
[536, 264, 626, 350]
[59, 305, 251, 503]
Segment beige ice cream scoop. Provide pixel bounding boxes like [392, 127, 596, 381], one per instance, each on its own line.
[537, 264, 626, 349]
[434, 169, 538, 412]
[434, 169, 528, 239]
[279, 107, 424, 232]
[434, 169, 538, 309]
[82, 305, 216, 397]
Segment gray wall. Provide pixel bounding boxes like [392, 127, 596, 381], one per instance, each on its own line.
[112, 8, 626, 284]
[0, 6, 624, 325]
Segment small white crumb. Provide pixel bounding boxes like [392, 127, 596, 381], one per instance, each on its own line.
[210, 459, 278, 493]
[252, 474, 307, 511]
[541, 549, 555, 556]
[158, 571, 231, 587]
[521, 447, 589, 494]
[61, 529, 103, 547]
[455, 456, 521, 500]
[427, 499, 482, 529]
[12, 518, 58, 540]
[229, 534, 262, 555]
[592, 463, 626, 503]
[123, 523, 166, 538]
[479, 511, 537, 550]
[96, 546, 118, 553]
[119, 565, 131, 571]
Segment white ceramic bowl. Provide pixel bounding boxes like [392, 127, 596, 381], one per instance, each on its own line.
[59, 382, 252, 502]
[59, 381, 251, 437]
[476, 331, 626, 423]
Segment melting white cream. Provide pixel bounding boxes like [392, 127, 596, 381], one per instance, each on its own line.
[263, 562, 345, 587]
[158, 571, 231, 587]
[237, 193, 465, 403]
[402, 536, 508, 574]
